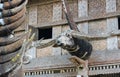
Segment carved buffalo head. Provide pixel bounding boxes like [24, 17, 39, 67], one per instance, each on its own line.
[53, 30, 75, 49]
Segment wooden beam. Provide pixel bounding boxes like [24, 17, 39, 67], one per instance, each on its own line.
[89, 49, 120, 66]
[33, 11, 120, 28]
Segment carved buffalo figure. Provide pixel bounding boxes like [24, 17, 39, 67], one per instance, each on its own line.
[54, 30, 93, 60]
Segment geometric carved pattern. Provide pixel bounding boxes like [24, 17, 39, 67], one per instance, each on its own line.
[24, 67, 77, 77]
[89, 63, 120, 75]
[24, 63, 120, 76]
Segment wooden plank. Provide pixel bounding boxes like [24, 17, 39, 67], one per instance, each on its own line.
[52, 2, 62, 55]
[29, 6, 37, 25]
[34, 11, 120, 28]
[37, 4, 53, 24]
[107, 18, 118, 33]
[89, 50, 120, 65]
[78, 0, 88, 17]
[52, 26, 62, 55]
[90, 40, 107, 51]
[89, 19, 107, 35]
[89, 63, 120, 75]
[106, 0, 116, 13]
[88, 0, 106, 17]
[107, 18, 118, 50]
[106, 0, 117, 51]
[78, 22, 88, 34]
[107, 36, 118, 50]
[53, 2, 62, 21]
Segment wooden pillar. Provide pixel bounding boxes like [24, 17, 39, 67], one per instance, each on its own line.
[106, 0, 118, 50]
[52, 2, 62, 55]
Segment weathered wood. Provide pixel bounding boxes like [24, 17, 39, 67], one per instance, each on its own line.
[106, 0, 116, 13]
[52, 2, 62, 55]
[89, 20, 106, 35]
[89, 50, 120, 65]
[52, 26, 62, 55]
[78, 22, 88, 34]
[29, 6, 37, 26]
[78, 0, 88, 17]
[34, 11, 120, 28]
[53, 2, 62, 21]
[89, 0, 106, 18]
[107, 18, 118, 33]
[90, 40, 107, 51]
[107, 36, 118, 50]
[107, 18, 118, 50]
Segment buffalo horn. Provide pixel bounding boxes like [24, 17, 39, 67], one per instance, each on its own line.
[0, 34, 26, 55]
[0, 15, 25, 36]
[0, 7, 26, 25]
[0, 0, 22, 10]
[0, 32, 27, 46]
[0, 0, 28, 18]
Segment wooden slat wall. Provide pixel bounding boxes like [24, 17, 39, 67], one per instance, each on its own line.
[27, 0, 120, 64]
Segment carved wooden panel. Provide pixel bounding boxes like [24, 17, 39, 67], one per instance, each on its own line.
[78, 0, 88, 17]
[106, 18, 118, 33]
[106, 0, 116, 13]
[89, 63, 120, 76]
[107, 18, 118, 50]
[107, 36, 118, 50]
[37, 46, 52, 57]
[117, 0, 120, 11]
[38, 4, 53, 24]
[78, 22, 88, 34]
[89, 20, 107, 35]
[90, 40, 107, 51]
[36, 39, 53, 58]
[52, 26, 62, 55]
[53, 2, 62, 21]
[62, 0, 78, 20]
[29, 6, 38, 25]
[88, 0, 106, 17]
